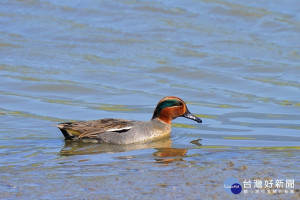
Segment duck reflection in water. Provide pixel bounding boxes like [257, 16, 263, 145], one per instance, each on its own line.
[60, 136, 202, 163]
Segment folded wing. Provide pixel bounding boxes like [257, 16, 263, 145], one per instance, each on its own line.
[57, 118, 136, 139]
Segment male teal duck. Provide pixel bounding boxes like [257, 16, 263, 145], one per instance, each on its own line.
[57, 96, 202, 144]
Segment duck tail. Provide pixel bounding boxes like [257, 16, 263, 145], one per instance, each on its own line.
[56, 123, 76, 140]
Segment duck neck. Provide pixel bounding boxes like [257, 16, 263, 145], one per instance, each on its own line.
[152, 108, 174, 124]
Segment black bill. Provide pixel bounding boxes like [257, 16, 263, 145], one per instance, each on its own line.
[181, 110, 202, 123]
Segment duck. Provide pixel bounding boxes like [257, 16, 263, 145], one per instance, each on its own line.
[56, 96, 202, 144]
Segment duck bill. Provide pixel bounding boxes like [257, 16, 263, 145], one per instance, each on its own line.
[182, 110, 202, 123]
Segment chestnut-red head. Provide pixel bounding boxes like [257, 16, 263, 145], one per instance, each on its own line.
[152, 96, 202, 124]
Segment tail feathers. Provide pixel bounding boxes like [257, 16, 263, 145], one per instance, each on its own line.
[59, 129, 75, 140]
[56, 123, 79, 140]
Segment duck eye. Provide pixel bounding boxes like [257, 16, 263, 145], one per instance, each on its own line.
[177, 101, 183, 106]
[162, 100, 182, 108]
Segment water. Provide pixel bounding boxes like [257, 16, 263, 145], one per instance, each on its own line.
[0, 0, 299, 199]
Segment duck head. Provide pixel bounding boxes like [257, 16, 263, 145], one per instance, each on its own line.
[152, 96, 202, 124]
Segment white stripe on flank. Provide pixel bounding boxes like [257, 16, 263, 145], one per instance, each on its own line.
[107, 127, 132, 132]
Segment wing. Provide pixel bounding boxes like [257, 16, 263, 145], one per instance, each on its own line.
[57, 118, 137, 139]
